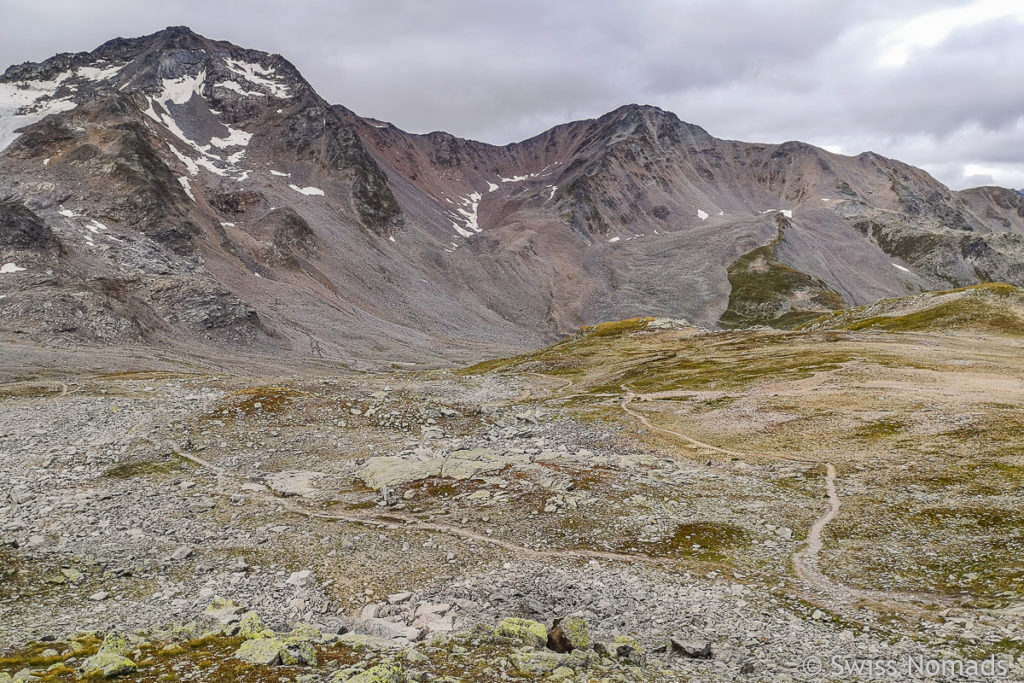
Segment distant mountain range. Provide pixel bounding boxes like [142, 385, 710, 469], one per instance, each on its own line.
[2, 26, 1023, 365]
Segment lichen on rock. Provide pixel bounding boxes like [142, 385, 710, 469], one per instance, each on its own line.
[495, 617, 547, 649]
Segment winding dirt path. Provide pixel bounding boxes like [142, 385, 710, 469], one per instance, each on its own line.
[168, 446, 738, 575]
[618, 391, 949, 609]
[621, 391, 816, 464]
[792, 462, 839, 588]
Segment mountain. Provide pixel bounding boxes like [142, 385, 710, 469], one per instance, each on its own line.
[3, 26, 1024, 366]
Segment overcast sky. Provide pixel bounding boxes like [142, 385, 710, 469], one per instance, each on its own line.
[3, 0, 1022, 189]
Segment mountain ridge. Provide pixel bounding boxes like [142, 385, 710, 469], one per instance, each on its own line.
[2, 26, 1024, 367]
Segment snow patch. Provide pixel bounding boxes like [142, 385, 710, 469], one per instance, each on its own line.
[178, 176, 195, 202]
[213, 81, 265, 97]
[221, 222, 236, 227]
[487, 182, 499, 192]
[697, 209, 709, 221]
[893, 263, 911, 273]
[781, 209, 793, 218]
[449, 191, 482, 237]
[76, 64, 124, 82]
[1, 263, 26, 274]
[223, 58, 291, 98]
[608, 237, 621, 243]
[209, 126, 253, 149]
[270, 169, 291, 177]
[500, 173, 539, 183]
[0, 75, 77, 152]
[159, 71, 206, 105]
[289, 184, 324, 196]
[388, 235, 396, 242]
[548, 186, 558, 201]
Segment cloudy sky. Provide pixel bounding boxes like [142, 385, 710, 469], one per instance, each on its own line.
[3, 0, 1022, 189]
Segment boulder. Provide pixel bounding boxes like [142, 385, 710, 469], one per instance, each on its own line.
[596, 635, 645, 666]
[336, 633, 407, 651]
[359, 457, 441, 490]
[669, 637, 713, 659]
[237, 611, 271, 639]
[78, 652, 136, 679]
[495, 617, 547, 648]
[278, 637, 317, 666]
[204, 597, 246, 625]
[98, 631, 133, 656]
[234, 638, 283, 665]
[333, 660, 405, 682]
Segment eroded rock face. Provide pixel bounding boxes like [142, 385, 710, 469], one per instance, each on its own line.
[0, 199, 59, 252]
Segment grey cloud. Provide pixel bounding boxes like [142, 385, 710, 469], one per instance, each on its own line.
[1, 0, 1021, 189]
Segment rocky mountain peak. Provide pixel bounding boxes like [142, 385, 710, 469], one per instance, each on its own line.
[598, 103, 711, 147]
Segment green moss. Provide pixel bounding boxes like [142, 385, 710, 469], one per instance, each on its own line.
[620, 522, 750, 561]
[103, 454, 192, 479]
[223, 386, 304, 415]
[805, 283, 1024, 335]
[720, 232, 846, 329]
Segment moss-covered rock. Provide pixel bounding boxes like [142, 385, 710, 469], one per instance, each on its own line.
[511, 649, 568, 676]
[233, 638, 284, 665]
[204, 597, 246, 625]
[548, 614, 592, 652]
[278, 637, 317, 666]
[98, 631, 133, 656]
[336, 660, 404, 682]
[596, 635, 646, 666]
[233, 633, 317, 667]
[286, 623, 323, 643]
[337, 633, 406, 651]
[495, 617, 547, 648]
[78, 652, 136, 679]
[236, 611, 271, 639]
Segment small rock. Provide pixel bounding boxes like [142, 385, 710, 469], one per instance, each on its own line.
[669, 637, 713, 659]
[387, 592, 413, 604]
[287, 569, 313, 586]
[169, 546, 193, 561]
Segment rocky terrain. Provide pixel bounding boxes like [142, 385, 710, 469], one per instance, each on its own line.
[3, 27, 1024, 365]
[3, 286, 1024, 680]
[4, 25, 1024, 682]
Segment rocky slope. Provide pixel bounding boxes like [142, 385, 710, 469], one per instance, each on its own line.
[3, 27, 1024, 366]
[3, 316, 1024, 679]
